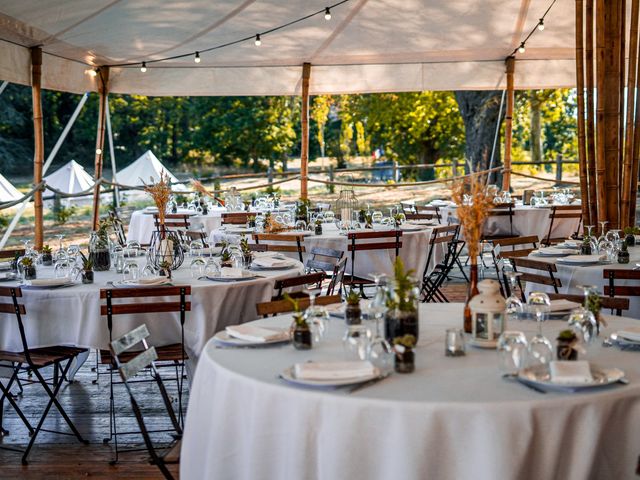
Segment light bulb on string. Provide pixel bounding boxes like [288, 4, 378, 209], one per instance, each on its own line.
[96, 148, 102, 155]
[538, 19, 545, 31]
[140, 62, 147, 73]
[324, 7, 331, 20]
[255, 34, 262, 46]
[85, 68, 97, 77]
[518, 43, 526, 54]
[194, 51, 201, 63]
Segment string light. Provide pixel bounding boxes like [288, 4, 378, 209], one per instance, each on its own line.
[84, 68, 97, 77]
[96, 148, 102, 155]
[194, 51, 201, 63]
[538, 19, 545, 31]
[140, 61, 147, 72]
[254, 34, 262, 46]
[518, 42, 526, 54]
[509, 0, 556, 58]
[324, 7, 332, 20]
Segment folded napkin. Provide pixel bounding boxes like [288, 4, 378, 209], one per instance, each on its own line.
[135, 276, 170, 286]
[535, 247, 576, 256]
[617, 326, 640, 342]
[561, 239, 580, 247]
[406, 220, 434, 226]
[550, 361, 593, 384]
[253, 257, 291, 268]
[225, 324, 289, 343]
[220, 267, 243, 278]
[29, 278, 70, 286]
[294, 361, 376, 381]
[549, 299, 581, 312]
[399, 224, 424, 231]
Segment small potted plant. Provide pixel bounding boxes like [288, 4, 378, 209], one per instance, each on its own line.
[314, 219, 323, 236]
[580, 235, 592, 255]
[364, 213, 374, 229]
[89, 218, 112, 271]
[618, 241, 630, 264]
[624, 226, 639, 247]
[393, 334, 416, 373]
[358, 209, 367, 223]
[220, 247, 234, 268]
[20, 256, 36, 280]
[239, 235, 253, 267]
[79, 252, 94, 284]
[11, 253, 20, 273]
[393, 213, 404, 228]
[285, 294, 312, 349]
[158, 260, 172, 280]
[384, 258, 420, 343]
[41, 245, 53, 266]
[586, 292, 604, 335]
[345, 289, 362, 325]
[295, 198, 310, 222]
[248, 215, 257, 229]
[556, 330, 579, 361]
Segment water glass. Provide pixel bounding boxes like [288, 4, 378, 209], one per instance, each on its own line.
[190, 258, 206, 279]
[123, 260, 139, 282]
[54, 259, 70, 279]
[342, 325, 370, 360]
[497, 331, 528, 375]
[444, 328, 466, 357]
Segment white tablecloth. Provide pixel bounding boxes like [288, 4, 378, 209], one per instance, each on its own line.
[127, 207, 227, 244]
[0, 259, 304, 365]
[524, 247, 640, 319]
[182, 303, 640, 480]
[441, 205, 581, 239]
[210, 224, 439, 278]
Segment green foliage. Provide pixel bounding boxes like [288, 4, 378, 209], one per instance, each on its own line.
[41, 244, 52, 254]
[346, 289, 361, 305]
[80, 251, 93, 271]
[54, 205, 77, 225]
[388, 258, 417, 312]
[557, 330, 577, 341]
[283, 293, 307, 327]
[0, 215, 8, 229]
[393, 334, 416, 348]
[239, 235, 251, 256]
[19, 256, 34, 267]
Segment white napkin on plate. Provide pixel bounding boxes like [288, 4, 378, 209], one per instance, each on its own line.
[29, 278, 70, 287]
[549, 299, 581, 312]
[294, 361, 376, 381]
[220, 267, 243, 278]
[550, 361, 593, 384]
[536, 247, 576, 255]
[617, 326, 640, 342]
[253, 257, 291, 268]
[225, 324, 288, 343]
[136, 276, 170, 286]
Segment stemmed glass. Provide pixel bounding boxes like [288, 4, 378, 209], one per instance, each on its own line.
[303, 282, 329, 343]
[54, 234, 67, 262]
[526, 292, 553, 367]
[365, 274, 394, 373]
[598, 221, 609, 243]
[567, 285, 599, 347]
[497, 331, 528, 375]
[502, 263, 524, 322]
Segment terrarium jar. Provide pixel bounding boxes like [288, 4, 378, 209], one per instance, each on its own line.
[384, 278, 420, 343]
[82, 270, 94, 284]
[89, 231, 111, 271]
[291, 316, 312, 350]
[345, 302, 362, 325]
[625, 233, 636, 247]
[334, 189, 359, 222]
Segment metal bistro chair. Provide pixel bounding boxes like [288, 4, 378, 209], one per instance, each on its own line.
[305, 246, 344, 292]
[489, 235, 539, 295]
[100, 285, 191, 463]
[547, 293, 629, 317]
[510, 257, 562, 302]
[0, 286, 88, 464]
[415, 205, 442, 223]
[109, 210, 128, 247]
[253, 233, 306, 263]
[542, 205, 583, 246]
[272, 271, 325, 300]
[421, 224, 462, 302]
[221, 212, 251, 225]
[257, 294, 342, 317]
[482, 203, 515, 240]
[603, 269, 640, 300]
[111, 324, 182, 480]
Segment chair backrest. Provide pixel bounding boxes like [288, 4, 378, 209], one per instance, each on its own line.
[221, 212, 250, 225]
[109, 210, 128, 247]
[547, 293, 629, 316]
[305, 246, 343, 273]
[511, 257, 561, 300]
[415, 205, 442, 222]
[184, 230, 207, 243]
[400, 201, 416, 214]
[252, 233, 306, 262]
[347, 230, 402, 279]
[272, 271, 325, 300]
[326, 256, 347, 295]
[0, 286, 29, 356]
[544, 205, 583, 245]
[492, 235, 539, 259]
[257, 294, 342, 317]
[110, 324, 182, 469]
[484, 203, 514, 237]
[603, 269, 640, 297]
[405, 213, 438, 222]
[0, 248, 25, 261]
[422, 224, 459, 278]
[153, 213, 190, 230]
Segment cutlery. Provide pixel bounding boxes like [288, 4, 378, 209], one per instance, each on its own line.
[347, 373, 391, 393]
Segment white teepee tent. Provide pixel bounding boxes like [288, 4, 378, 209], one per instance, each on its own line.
[0, 172, 22, 204]
[115, 150, 186, 191]
[43, 159, 95, 206]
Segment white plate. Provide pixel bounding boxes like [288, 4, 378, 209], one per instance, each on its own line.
[468, 337, 497, 349]
[0, 272, 19, 282]
[223, 227, 254, 234]
[22, 281, 75, 290]
[615, 331, 640, 345]
[556, 255, 604, 265]
[279, 366, 381, 388]
[111, 280, 173, 288]
[518, 365, 625, 392]
[206, 274, 256, 282]
[213, 330, 290, 347]
[250, 263, 295, 271]
[535, 248, 576, 257]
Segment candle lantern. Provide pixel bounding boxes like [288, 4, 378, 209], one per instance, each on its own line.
[334, 189, 359, 224]
[469, 279, 506, 348]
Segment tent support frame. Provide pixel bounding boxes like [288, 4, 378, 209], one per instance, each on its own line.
[106, 95, 119, 209]
[31, 47, 44, 250]
[502, 56, 515, 192]
[92, 67, 109, 230]
[300, 63, 311, 200]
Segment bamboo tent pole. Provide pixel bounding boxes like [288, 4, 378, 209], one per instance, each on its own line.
[622, 0, 639, 227]
[619, 0, 627, 200]
[502, 56, 515, 192]
[586, 0, 598, 226]
[632, 4, 640, 225]
[575, 0, 590, 226]
[300, 63, 311, 200]
[31, 47, 44, 250]
[91, 67, 109, 230]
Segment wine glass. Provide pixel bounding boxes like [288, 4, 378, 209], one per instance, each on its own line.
[54, 234, 67, 262]
[54, 258, 71, 279]
[123, 260, 139, 282]
[190, 257, 206, 279]
[598, 221, 609, 242]
[303, 282, 329, 342]
[365, 275, 394, 373]
[342, 325, 370, 360]
[567, 285, 600, 346]
[526, 292, 553, 367]
[372, 211, 383, 224]
[503, 265, 524, 322]
[497, 331, 528, 375]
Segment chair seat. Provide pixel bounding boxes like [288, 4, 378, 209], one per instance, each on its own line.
[342, 275, 375, 286]
[159, 437, 181, 464]
[99, 343, 187, 365]
[0, 345, 87, 368]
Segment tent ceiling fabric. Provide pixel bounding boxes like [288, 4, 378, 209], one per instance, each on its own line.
[0, 0, 577, 95]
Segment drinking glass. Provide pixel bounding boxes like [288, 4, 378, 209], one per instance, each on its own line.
[598, 221, 609, 242]
[54, 259, 71, 278]
[567, 285, 600, 346]
[497, 331, 528, 375]
[324, 210, 335, 223]
[189, 240, 204, 258]
[125, 240, 141, 257]
[123, 260, 139, 282]
[445, 328, 466, 357]
[503, 266, 524, 322]
[190, 257, 206, 279]
[364, 275, 393, 372]
[372, 211, 383, 224]
[342, 325, 370, 361]
[526, 292, 553, 366]
[54, 234, 67, 262]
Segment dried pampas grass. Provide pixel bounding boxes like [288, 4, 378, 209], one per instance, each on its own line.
[451, 173, 494, 260]
[143, 173, 171, 226]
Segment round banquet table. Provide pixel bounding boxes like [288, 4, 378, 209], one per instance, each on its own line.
[181, 303, 640, 480]
[127, 207, 227, 244]
[441, 204, 581, 239]
[0, 257, 304, 367]
[210, 223, 440, 278]
[524, 246, 640, 319]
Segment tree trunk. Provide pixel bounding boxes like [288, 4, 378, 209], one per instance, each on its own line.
[530, 93, 543, 163]
[455, 91, 504, 184]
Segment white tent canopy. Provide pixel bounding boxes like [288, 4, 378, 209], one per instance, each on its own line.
[0, 0, 580, 96]
[115, 150, 186, 191]
[0, 172, 22, 203]
[43, 159, 94, 195]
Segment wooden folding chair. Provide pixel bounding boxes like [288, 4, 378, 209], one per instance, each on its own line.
[415, 205, 442, 223]
[400, 201, 416, 214]
[547, 293, 629, 317]
[421, 224, 461, 302]
[257, 294, 342, 317]
[0, 287, 88, 464]
[343, 230, 403, 297]
[111, 324, 181, 480]
[404, 213, 438, 222]
[153, 213, 190, 230]
[603, 269, 640, 300]
[489, 235, 539, 294]
[272, 272, 325, 300]
[100, 286, 191, 463]
[253, 233, 306, 263]
[109, 210, 128, 247]
[511, 257, 562, 302]
[0, 248, 25, 261]
[482, 203, 514, 239]
[221, 212, 250, 225]
[326, 256, 347, 295]
[542, 205, 583, 245]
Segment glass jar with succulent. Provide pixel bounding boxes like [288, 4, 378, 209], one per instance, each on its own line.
[158, 260, 173, 280]
[79, 252, 94, 284]
[393, 334, 416, 373]
[41, 244, 53, 266]
[314, 219, 323, 236]
[358, 209, 367, 224]
[618, 241, 630, 264]
[384, 258, 420, 343]
[20, 256, 36, 280]
[295, 198, 310, 222]
[220, 246, 234, 268]
[11, 252, 20, 273]
[580, 234, 592, 255]
[585, 291, 604, 335]
[556, 330, 579, 361]
[239, 235, 253, 267]
[345, 289, 362, 325]
[89, 218, 112, 271]
[623, 226, 639, 247]
[247, 215, 257, 229]
[285, 294, 312, 350]
[393, 213, 405, 228]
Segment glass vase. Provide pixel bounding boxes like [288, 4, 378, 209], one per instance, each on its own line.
[384, 278, 420, 343]
[464, 262, 479, 333]
[89, 231, 111, 271]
